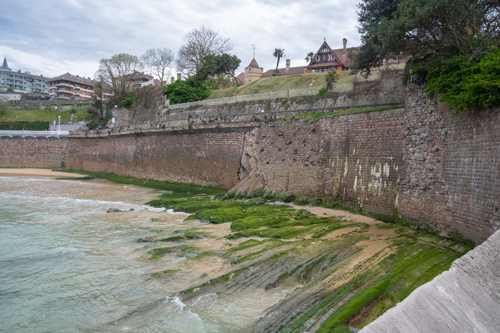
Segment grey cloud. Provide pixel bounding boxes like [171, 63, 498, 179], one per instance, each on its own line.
[0, 0, 361, 78]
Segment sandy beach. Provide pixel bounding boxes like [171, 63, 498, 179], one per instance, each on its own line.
[0, 168, 86, 179]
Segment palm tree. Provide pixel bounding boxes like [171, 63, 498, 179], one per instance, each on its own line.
[273, 48, 285, 76]
[305, 52, 315, 64]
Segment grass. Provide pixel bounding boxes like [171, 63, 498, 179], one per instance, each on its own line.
[52, 169, 225, 196]
[284, 104, 405, 121]
[208, 72, 356, 99]
[1, 108, 91, 123]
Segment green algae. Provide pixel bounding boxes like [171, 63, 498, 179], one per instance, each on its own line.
[143, 194, 467, 332]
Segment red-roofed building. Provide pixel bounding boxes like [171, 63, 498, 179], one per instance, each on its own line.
[244, 58, 263, 84]
[305, 38, 357, 73]
[234, 72, 245, 86]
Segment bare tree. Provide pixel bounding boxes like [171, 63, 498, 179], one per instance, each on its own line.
[95, 53, 143, 96]
[176, 26, 233, 76]
[141, 48, 174, 86]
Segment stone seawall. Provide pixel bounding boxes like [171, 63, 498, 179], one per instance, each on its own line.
[1, 84, 498, 242]
[65, 129, 247, 189]
[0, 128, 248, 189]
[233, 109, 405, 218]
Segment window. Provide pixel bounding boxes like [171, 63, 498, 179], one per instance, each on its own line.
[322, 55, 325, 61]
[313, 69, 319, 73]
[75, 83, 80, 87]
[322, 68, 328, 73]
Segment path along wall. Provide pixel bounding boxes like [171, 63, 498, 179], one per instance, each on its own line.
[234, 85, 500, 243]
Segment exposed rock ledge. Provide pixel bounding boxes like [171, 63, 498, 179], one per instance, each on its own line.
[360, 229, 500, 333]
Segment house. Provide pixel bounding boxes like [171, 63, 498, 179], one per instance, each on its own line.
[46, 73, 111, 101]
[304, 38, 356, 73]
[126, 71, 153, 90]
[0, 57, 49, 93]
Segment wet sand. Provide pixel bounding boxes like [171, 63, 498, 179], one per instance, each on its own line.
[0, 168, 85, 179]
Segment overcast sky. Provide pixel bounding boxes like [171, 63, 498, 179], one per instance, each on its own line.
[0, 0, 361, 80]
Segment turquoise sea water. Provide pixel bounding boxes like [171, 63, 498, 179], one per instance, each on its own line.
[0, 177, 284, 333]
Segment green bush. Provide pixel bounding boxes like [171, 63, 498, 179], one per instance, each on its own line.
[164, 76, 211, 105]
[426, 46, 500, 112]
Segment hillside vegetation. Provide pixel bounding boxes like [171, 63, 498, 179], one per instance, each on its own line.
[1, 108, 91, 123]
[208, 72, 354, 99]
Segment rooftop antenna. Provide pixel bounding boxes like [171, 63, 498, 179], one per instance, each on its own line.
[252, 44, 256, 59]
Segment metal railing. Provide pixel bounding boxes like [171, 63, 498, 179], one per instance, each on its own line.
[166, 83, 354, 110]
[0, 130, 70, 138]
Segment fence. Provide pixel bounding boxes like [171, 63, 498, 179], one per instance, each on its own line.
[0, 130, 70, 138]
[166, 83, 354, 110]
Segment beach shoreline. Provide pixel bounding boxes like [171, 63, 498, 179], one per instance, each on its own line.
[0, 168, 85, 179]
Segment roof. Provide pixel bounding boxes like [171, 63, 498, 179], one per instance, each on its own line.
[235, 72, 245, 85]
[248, 59, 261, 68]
[129, 71, 153, 80]
[1, 58, 11, 71]
[309, 61, 342, 69]
[46, 73, 95, 85]
[306, 40, 359, 69]
[261, 66, 307, 78]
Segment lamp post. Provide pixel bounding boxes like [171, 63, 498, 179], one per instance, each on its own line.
[58, 115, 61, 134]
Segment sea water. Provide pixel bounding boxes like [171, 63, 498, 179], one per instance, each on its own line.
[0, 177, 285, 332]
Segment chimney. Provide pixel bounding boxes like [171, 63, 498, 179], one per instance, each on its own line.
[343, 38, 347, 56]
[171, 77, 175, 84]
[286, 59, 290, 69]
[177, 73, 181, 81]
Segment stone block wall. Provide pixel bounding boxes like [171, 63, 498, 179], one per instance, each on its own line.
[0, 138, 69, 168]
[234, 109, 405, 217]
[397, 86, 500, 242]
[63, 129, 246, 189]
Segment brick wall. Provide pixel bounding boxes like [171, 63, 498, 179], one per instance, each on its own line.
[397, 85, 500, 243]
[63, 129, 246, 188]
[1, 82, 498, 242]
[0, 139, 69, 168]
[235, 109, 405, 217]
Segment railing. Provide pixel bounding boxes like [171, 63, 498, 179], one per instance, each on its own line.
[0, 130, 70, 138]
[166, 83, 354, 110]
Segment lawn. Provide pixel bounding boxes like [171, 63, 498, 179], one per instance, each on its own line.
[207, 70, 384, 99]
[1, 108, 91, 123]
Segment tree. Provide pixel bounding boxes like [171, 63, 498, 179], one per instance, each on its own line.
[378, 0, 500, 82]
[273, 48, 285, 76]
[0, 99, 8, 115]
[426, 46, 500, 112]
[176, 26, 233, 76]
[141, 48, 174, 86]
[325, 70, 339, 90]
[305, 52, 315, 63]
[86, 82, 113, 130]
[352, 0, 404, 77]
[196, 53, 242, 86]
[95, 53, 143, 98]
[164, 76, 211, 105]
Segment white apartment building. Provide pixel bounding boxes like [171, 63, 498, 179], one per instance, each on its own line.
[0, 57, 48, 93]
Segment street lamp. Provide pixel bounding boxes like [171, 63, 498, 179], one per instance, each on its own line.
[58, 115, 61, 134]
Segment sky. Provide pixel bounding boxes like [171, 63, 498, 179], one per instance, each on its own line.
[0, 0, 361, 80]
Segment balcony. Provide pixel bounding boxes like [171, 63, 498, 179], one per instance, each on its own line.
[54, 82, 73, 88]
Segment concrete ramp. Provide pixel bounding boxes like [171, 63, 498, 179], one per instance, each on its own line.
[360, 230, 500, 333]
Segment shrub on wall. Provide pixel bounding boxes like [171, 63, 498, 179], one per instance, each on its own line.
[426, 46, 500, 112]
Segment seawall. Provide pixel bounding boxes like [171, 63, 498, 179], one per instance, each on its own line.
[0, 84, 498, 242]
